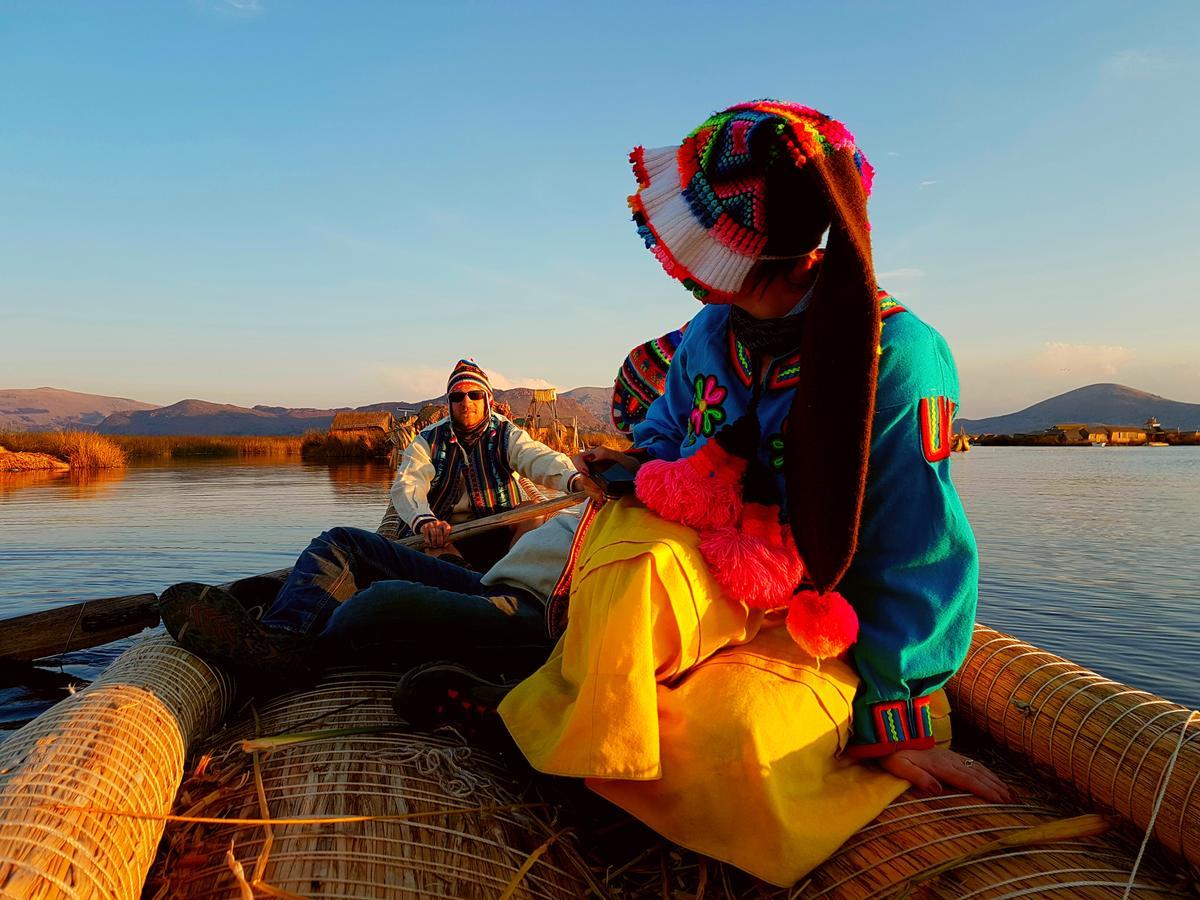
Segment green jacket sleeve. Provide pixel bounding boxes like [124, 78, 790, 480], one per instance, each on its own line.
[839, 311, 979, 757]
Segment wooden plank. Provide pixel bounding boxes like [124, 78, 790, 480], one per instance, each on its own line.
[0, 593, 160, 662]
[0, 492, 587, 663]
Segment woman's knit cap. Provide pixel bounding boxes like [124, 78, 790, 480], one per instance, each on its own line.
[629, 100, 882, 593]
[446, 359, 492, 397]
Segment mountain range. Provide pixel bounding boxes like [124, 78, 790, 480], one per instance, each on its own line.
[4, 383, 1197, 437]
[0, 386, 613, 436]
[956, 384, 1200, 434]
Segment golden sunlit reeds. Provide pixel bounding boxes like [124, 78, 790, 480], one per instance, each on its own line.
[299, 429, 394, 461]
[112, 434, 304, 460]
[0, 429, 127, 469]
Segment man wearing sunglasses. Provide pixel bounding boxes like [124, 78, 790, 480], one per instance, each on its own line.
[390, 359, 583, 569]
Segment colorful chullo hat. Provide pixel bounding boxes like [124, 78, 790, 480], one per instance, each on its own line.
[628, 100, 881, 599]
[446, 359, 492, 397]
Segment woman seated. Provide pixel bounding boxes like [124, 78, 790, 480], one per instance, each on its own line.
[399, 99, 1011, 887]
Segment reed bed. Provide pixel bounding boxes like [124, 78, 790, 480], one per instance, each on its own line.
[0, 429, 127, 469]
[301, 429, 395, 461]
[112, 434, 304, 460]
[148, 672, 587, 899]
[948, 622, 1200, 872]
[0, 634, 233, 898]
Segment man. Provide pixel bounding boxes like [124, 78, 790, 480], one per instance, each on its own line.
[392, 359, 583, 568]
[160, 358, 589, 683]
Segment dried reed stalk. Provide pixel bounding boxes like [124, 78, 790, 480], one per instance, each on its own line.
[948, 623, 1200, 870]
[148, 671, 587, 899]
[0, 634, 233, 898]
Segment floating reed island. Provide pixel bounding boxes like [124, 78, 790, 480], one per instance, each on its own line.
[1, 507, 1197, 897]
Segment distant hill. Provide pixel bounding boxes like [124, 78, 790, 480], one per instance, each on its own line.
[374, 387, 611, 432]
[561, 386, 614, 430]
[97, 399, 351, 436]
[958, 384, 1200, 435]
[0, 387, 158, 431]
[3, 385, 617, 435]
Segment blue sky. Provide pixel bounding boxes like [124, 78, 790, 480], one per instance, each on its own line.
[2, 1, 1197, 417]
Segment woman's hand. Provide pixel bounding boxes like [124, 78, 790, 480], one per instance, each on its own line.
[571, 447, 642, 507]
[879, 748, 1015, 804]
[571, 446, 641, 477]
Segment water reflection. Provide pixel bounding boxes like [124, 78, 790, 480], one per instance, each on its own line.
[323, 461, 397, 498]
[0, 467, 128, 499]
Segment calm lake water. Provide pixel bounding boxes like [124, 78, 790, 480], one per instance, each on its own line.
[1, 447, 1197, 726]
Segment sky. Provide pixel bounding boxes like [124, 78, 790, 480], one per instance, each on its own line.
[1, 1, 1197, 418]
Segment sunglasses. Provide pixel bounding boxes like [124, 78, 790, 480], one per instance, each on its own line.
[448, 390, 487, 403]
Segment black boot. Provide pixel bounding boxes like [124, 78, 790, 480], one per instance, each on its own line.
[160, 582, 312, 682]
[393, 661, 518, 753]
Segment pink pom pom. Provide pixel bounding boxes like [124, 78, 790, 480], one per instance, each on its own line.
[785, 590, 859, 660]
[699, 528, 788, 610]
[635, 441, 745, 531]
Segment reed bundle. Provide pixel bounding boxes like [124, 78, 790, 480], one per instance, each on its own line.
[803, 780, 1184, 897]
[149, 672, 587, 899]
[0, 634, 233, 898]
[949, 623, 1200, 872]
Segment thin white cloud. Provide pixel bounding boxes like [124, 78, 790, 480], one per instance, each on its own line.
[919, 180, 938, 188]
[1033, 341, 1136, 378]
[1103, 48, 1171, 79]
[191, 0, 263, 17]
[371, 364, 556, 401]
[875, 267, 926, 280]
[484, 369, 557, 392]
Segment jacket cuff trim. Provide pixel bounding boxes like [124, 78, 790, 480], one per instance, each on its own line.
[848, 695, 936, 756]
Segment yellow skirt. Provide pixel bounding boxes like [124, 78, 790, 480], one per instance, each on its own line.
[500, 499, 949, 886]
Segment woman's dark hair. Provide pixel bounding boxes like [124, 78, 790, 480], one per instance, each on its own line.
[747, 161, 834, 286]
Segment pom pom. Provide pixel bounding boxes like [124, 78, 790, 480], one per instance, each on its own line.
[700, 526, 800, 610]
[635, 440, 747, 531]
[785, 590, 859, 660]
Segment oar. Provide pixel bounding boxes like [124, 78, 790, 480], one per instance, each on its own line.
[0, 491, 587, 663]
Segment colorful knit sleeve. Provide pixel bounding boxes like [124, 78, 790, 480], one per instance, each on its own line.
[629, 330, 695, 462]
[390, 433, 438, 532]
[839, 313, 979, 757]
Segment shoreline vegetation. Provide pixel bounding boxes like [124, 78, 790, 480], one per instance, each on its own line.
[0, 427, 631, 473]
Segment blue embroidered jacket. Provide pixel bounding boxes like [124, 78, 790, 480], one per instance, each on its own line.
[631, 296, 978, 755]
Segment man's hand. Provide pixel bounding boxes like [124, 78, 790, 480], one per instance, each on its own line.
[879, 747, 1015, 803]
[571, 447, 642, 507]
[420, 519, 453, 549]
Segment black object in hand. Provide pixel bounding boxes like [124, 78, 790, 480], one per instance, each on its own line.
[590, 460, 638, 497]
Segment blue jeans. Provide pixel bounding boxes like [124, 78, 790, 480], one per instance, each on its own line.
[260, 526, 551, 674]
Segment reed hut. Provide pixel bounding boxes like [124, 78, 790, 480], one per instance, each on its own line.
[330, 411, 395, 440]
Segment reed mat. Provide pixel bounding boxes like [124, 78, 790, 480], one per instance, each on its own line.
[951, 623, 1200, 872]
[0, 634, 233, 898]
[147, 672, 589, 899]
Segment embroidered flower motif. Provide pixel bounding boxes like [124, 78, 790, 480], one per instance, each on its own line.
[767, 431, 786, 471]
[689, 374, 728, 439]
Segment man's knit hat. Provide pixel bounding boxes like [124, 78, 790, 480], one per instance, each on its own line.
[446, 359, 492, 397]
[628, 100, 881, 593]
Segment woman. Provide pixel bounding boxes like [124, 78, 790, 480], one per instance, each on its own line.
[407, 101, 1011, 886]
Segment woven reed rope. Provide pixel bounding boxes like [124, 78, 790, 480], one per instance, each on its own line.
[0, 634, 233, 899]
[948, 623, 1200, 871]
[149, 671, 587, 899]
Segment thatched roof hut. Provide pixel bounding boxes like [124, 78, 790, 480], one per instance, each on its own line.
[329, 411, 394, 436]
